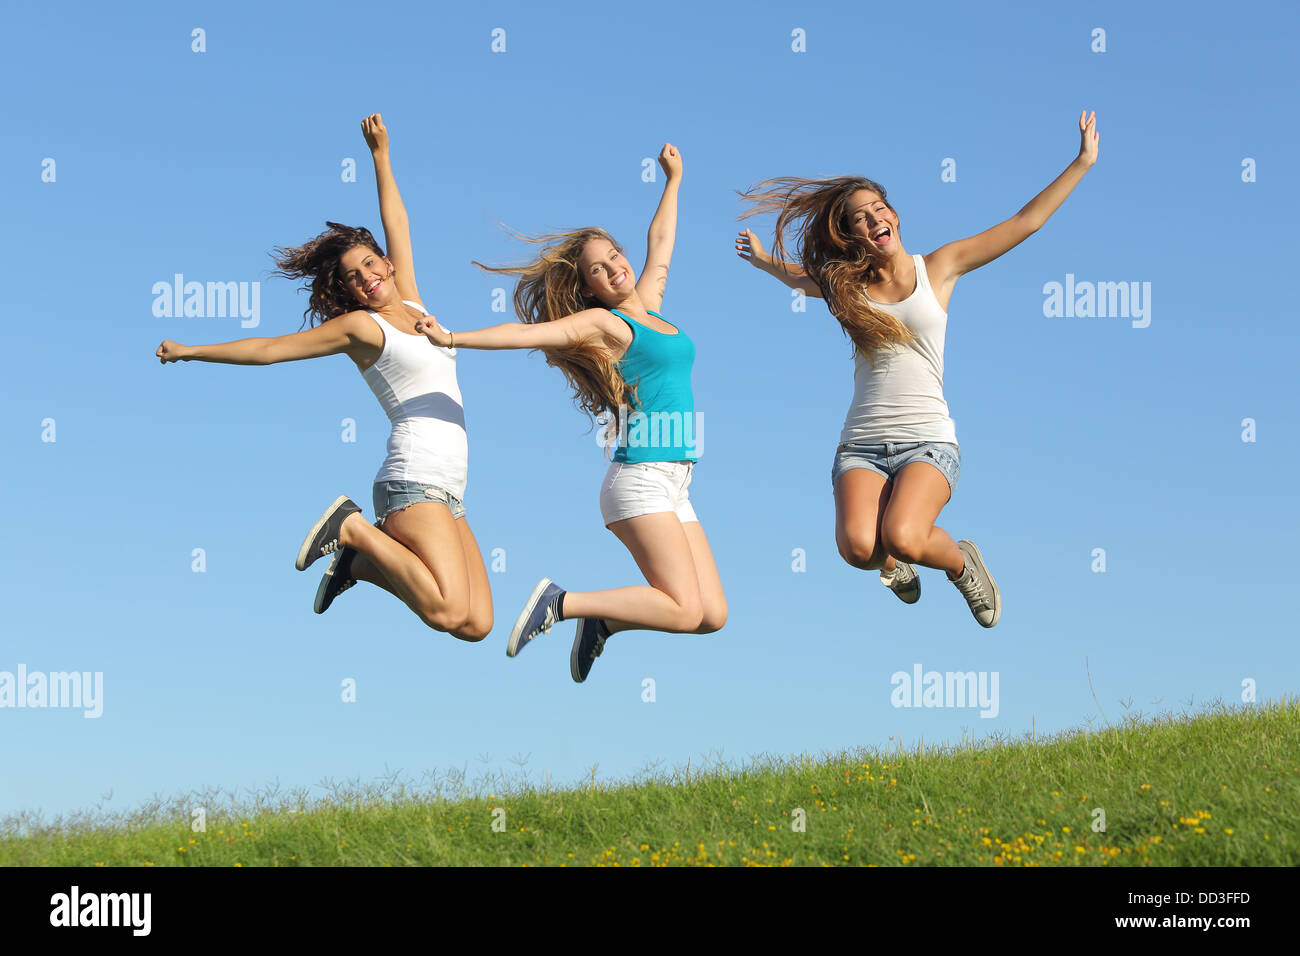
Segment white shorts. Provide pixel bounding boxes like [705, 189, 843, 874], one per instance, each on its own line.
[599, 460, 699, 526]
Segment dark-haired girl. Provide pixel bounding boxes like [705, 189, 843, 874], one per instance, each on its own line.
[416, 144, 726, 682]
[157, 114, 492, 641]
[737, 112, 1100, 628]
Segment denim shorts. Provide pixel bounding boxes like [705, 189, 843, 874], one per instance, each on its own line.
[599, 460, 699, 526]
[831, 440, 961, 496]
[373, 480, 466, 524]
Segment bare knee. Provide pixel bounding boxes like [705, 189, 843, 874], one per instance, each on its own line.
[419, 597, 470, 635]
[882, 520, 929, 565]
[838, 531, 887, 571]
[452, 621, 490, 642]
[455, 606, 494, 642]
[671, 599, 704, 633]
[694, 603, 728, 634]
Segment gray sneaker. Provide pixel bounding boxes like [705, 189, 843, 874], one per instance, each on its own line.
[880, 561, 921, 604]
[314, 548, 357, 614]
[951, 540, 1001, 627]
[295, 496, 362, 571]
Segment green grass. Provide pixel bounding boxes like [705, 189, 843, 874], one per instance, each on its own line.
[4, 699, 1296, 866]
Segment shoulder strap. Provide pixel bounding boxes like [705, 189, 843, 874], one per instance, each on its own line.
[913, 253, 934, 292]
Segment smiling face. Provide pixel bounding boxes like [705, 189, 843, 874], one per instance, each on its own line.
[577, 236, 635, 306]
[338, 245, 395, 308]
[845, 189, 901, 255]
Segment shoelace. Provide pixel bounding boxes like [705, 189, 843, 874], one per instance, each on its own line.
[319, 540, 340, 556]
[536, 602, 560, 636]
[884, 565, 914, 589]
[592, 633, 606, 659]
[956, 574, 989, 610]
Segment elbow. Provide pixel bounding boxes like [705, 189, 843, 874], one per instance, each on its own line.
[1016, 213, 1044, 236]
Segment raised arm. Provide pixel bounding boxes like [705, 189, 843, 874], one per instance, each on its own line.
[927, 111, 1100, 288]
[735, 228, 824, 298]
[362, 113, 422, 305]
[414, 308, 630, 353]
[156, 311, 377, 366]
[635, 144, 682, 312]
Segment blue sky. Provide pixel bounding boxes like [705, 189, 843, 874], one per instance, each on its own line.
[2, 0, 1296, 823]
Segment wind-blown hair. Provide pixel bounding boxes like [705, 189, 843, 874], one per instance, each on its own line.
[738, 176, 916, 361]
[473, 226, 638, 424]
[271, 222, 390, 328]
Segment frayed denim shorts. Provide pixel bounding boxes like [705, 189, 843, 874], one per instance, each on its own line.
[831, 440, 961, 496]
[373, 480, 466, 524]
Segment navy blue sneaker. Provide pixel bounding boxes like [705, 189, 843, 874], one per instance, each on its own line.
[314, 547, 357, 614]
[507, 578, 566, 657]
[570, 617, 610, 683]
[295, 496, 361, 571]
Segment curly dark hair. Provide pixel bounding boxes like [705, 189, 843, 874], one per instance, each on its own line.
[271, 222, 390, 328]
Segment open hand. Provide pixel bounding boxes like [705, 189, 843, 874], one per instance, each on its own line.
[1078, 110, 1099, 167]
[735, 228, 772, 269]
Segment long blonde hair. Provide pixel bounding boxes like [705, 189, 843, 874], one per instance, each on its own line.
[473, 227, 638, 424]
[738, 176, 916, 361]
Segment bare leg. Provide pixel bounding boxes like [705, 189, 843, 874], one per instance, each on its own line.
[336, 505, 474, 637]
[601, 517, 728, 635]
[834, 468, 898, 572]
[450, 517, 494, 641]
[559, 512, 705, 633]
[878, 462, 964, 578]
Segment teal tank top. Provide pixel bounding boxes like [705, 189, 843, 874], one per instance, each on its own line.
[609, 309, 698, 463]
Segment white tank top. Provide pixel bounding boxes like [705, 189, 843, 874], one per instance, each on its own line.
[361, 300, 468, 500]
[840, 253, 957, 445]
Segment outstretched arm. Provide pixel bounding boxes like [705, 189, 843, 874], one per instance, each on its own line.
[928, 111, 1100, 286]
[362, 113, 422, 304]
[636, 144, 682, 312]
[414, 309, 629, 353]
[156, 311, 374, 366]
[735, 228, 824, 298]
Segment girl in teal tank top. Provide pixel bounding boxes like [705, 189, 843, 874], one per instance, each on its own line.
[607, 307, 698, 464]
[418, 143, 727, 683]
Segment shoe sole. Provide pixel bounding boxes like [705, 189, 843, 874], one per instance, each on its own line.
[313, 552, 342, 614]
[959, 540, 1001, 627]
[507, 578, 553, 658]
[569, 619, 587, 683]
[883, 565, 921, 604]
[295, 495, 352, 572]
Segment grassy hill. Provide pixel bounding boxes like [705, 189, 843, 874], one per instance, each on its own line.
[3, 699, 1295, 866]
